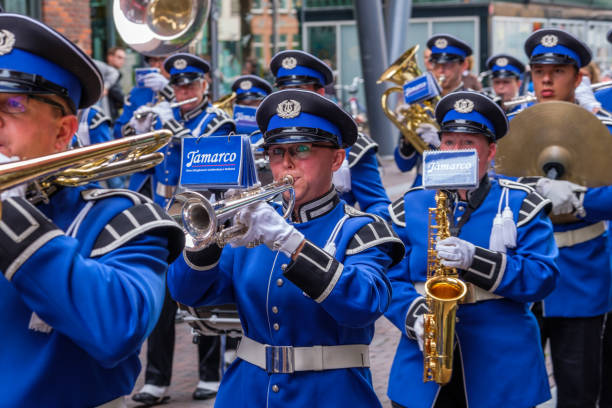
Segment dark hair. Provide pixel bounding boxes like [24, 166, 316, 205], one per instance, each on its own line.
[107, 46, 125, 56]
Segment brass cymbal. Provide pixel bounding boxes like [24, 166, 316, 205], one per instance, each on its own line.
[495, 101, 612, 187]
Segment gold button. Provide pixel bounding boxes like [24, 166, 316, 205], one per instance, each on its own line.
[276, 278, 284, 287]
[272, 385, 279, 393]
[273, 323, 280, 331]
[272, 306, 279, 314]
[281, 263, 287, 270]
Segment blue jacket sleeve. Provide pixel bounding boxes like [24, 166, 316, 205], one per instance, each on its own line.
[582, 185, 612, 222]
[316, 244, 394, 328]
[468, 211, 559, 303]
[168, 246, 236, 307]
[348, 149, 391, 220]
[394, 137, 421, 173]
[9, 232, 169, 368]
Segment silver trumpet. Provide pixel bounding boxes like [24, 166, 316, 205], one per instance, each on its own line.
[168, 175, 295, 251]
[134, 97, 199, 120]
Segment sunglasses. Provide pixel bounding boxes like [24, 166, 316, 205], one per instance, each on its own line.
[0, 94, 67, 116]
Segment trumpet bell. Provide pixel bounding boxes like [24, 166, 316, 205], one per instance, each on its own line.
[113, 0, 210, 56]
[377, 45, 421, 86]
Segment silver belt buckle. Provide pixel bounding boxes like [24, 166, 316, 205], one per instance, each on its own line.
[265, 345, 294, 374]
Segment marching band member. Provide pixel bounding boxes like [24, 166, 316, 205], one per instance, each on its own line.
[0, 13, 184, 407]
[129, 53, 236, 405]
[231, 74, 274, 184]
[168, 89, 404, 408]
[485, 53, 528, 114]
[270, 50, 391, 220]
[386, 91, 558, 408]
[394, 34, 473, 187]
[517, 28, 612, 408]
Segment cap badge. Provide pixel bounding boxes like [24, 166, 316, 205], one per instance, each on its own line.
[434, 38, 448, 49]
[496, 57, 509, 67]
[281, 57, 297, 70]
[0, 30, 15, 56]
[240, 80, 252, 90]
[173, 58, 188, 70]
[454, 99, 474, 114]
[541, 34, 558, 48]
[277, 99, 301, 119]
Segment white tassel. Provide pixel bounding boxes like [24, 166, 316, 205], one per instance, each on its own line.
[502, 206, 517, 249]
[489, 213, 506, 253]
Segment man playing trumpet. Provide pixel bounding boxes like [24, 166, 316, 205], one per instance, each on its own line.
[168, 89, 404, 408]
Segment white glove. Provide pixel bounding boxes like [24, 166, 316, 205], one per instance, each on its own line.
[436, 236, 476, 270]
[229, 201, 305, 257]
[575, 76, 602, 113]
[143, 72, 169, 92]
[332, 159, 351, 193]
[0, 153, 26, 200]
[151, 101, 174, 123]
[128, 106, 155, 133]
[536, 178, 587, 216]
[416, 123, 440, 148]
[414, 314, 425, 352]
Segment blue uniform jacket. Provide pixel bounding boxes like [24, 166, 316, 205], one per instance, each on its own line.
[168, 190, 404, 408]
[74, 106, 112, 147]
[385, 177, 558, 408]
[341, 133, 391, 220]
[128, 99, 235, 206]
[0, 185, 183, 407]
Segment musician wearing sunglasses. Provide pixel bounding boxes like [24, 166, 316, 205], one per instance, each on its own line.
[385, 92, 558, 408]
[0, 13, 184, 407]
[270, 50, 391, 220]
[168, 89, 404, 408]
[513, 29, 612, 408]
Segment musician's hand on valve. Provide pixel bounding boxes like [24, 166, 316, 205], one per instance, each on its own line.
[436, 236, 476, 270]
[416, 123, 440, 148]
[332, 159, 351, 193]
[143, 72, 169, 92]
[128, 106, 155, 133]
[151, 101, 174, 123]
[229, 201, 304, 257]
[0, 153, 26, 201]
[535, 178, 587, 216]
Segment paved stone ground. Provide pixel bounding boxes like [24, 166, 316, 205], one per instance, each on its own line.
[124, 157, 556, 407]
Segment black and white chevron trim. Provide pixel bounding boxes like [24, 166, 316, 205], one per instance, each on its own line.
[516, 177, 539, 189]
[283, 239, 343, 303]
[159, 85, 175, 101]
[81, 188, 150, 205]
[89, 107, 111, 129]
[184, 245, 223, 271]
[202, 117, 236, 138]
[405, 296, 428, 340]
[90, 202, 179, 257]
[0, 197, 64, 281]
[346, 220, 404, 264]
[389, 196, 406, 227]
[463, 246, 506, 292]
[122, 122, 136, 137]
[163, 118, 191, 138]
[347, 133, 378, 168]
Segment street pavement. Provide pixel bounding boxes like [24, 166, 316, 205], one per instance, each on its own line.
[125, 157, 556, 407]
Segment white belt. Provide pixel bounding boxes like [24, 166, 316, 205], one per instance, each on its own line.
[554, 221, 606, 248]
[155, 182, 176, 198]
[236, 336, 370, 374]
[95, 397, 126, 408]
[414, 281, 502, 304]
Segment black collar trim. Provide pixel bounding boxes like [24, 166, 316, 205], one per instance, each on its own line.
[183, 98, 208, 121]
[284, 187, 339, 223]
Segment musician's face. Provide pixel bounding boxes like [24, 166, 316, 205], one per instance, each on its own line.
[173, 79, 206, 112]
[432, 60, 465, 94]
[531, 64, 581, 103]
[492, 77, 521, 103]
[440, 132, 496, 179]
[268, 142, 345, 209]
[0, 93, 76, 160]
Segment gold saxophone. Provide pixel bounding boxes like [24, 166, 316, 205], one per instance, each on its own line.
[423, 191, 468, 385]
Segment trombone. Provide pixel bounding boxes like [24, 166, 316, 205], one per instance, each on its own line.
[0, 130, 172, 216]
